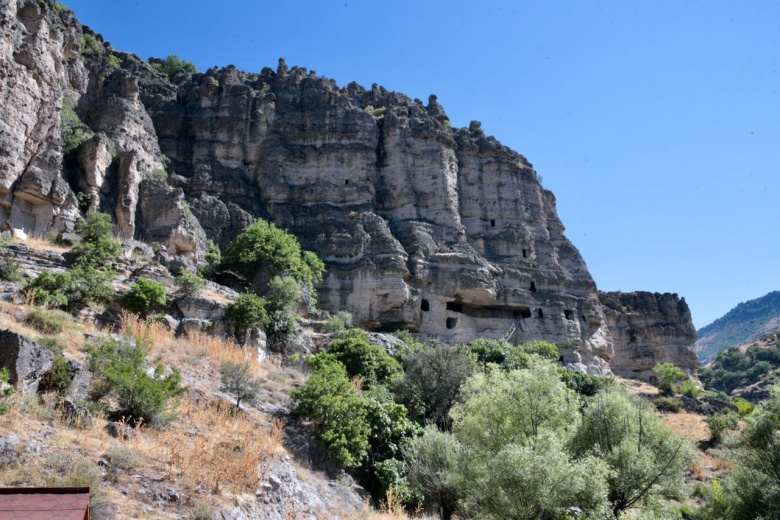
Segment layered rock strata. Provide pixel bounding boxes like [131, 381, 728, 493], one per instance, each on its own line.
[599, 291, 698, 380]
[0, 0, 614, 371]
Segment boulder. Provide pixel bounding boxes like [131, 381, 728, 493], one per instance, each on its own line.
[0, 329, 54, 394]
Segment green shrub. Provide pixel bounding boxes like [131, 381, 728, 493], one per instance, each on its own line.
[219, 361, 260, 409]
[38, 355, 72, 396]
[653, 396, 682, 412]
[106, 54, 121, 70]
[0, 367, 14, 415]
[653, 363, 687, 395]
[79, 34, 102, 56]
[120, 278, 167, 317]
[105, 446, 141, 478]
[72, 211, 121, 268]
[291, 357, 370, 468]
[223, 293, 268, 332]
[221, 219, 324, 293]
[323, 310, 353, 333]
[24, 270, 72, 308]
[198, 239, 221, 279]
[26, 307, 76, 334]
[61, 99, 92, 154]
[150, 168, 168, 181]
[87, 337, 184, 426]
[558, 369, 615, 397]
[732, 397, 754, 417]
[176, 270, 205, 297]
[464, 338, 558, 372]
[189, 506, 214, 520]
[705, 412, 739, 444]
[323, 328, 401, 389]
[150, 55, 197, 81]
[0, 238, 22, 282]
[679, 380, 703, 399]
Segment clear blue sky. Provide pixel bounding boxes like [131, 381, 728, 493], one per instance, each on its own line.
[65, 0, 780, 329]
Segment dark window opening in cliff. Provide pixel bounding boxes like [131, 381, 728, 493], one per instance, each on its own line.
[537, 308, 544, 318]
[421, 299, 430, 312]
[344, 179, 349, 185]
[564, 309, 573, 320]
[517, 307, 532, 319]
[446, 317, 457, 329]
[559, 356, 564, 362]
[530, 282, 537, 292]
[446, 302, 463, 313]
[629, 330, 637, 343]
[490, 219, 495, 227]
[522, 249, 527, 258]
[582, 315, 587, 322]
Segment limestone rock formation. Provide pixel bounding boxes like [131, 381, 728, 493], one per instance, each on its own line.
[0, 329, 55, 394]
[599, 291, 699, 380]
[0, 0, 616, 372]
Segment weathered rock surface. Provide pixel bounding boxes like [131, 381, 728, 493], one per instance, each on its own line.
[0, 329, 54, 393]
[0, 0, 620, 372]
[600, 291, 698, 380]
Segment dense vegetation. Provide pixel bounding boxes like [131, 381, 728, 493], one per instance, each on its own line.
[291, 334, 693, 517]
[697, 290, 780, 362]
[699, 333, 780, 393]
[150, 54, 197, 81]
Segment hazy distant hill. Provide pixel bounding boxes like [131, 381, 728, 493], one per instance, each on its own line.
[696, 291, 780, 362]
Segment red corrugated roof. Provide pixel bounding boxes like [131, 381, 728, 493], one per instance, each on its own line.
[0, 487, 89, 519]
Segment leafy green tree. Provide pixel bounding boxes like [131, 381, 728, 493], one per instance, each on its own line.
[393, 342, 474, 430]
[264, 275, 302, 339]
[219, 361, 261, 410]
[150, 54, 197, 80]
[570, 387, 694, 517]
[291, 357, 370, 468]
[558, 368, 615, 396]
[723, 381, 780, 518]
[24, 270, 72, 308]
[323, 328, 401, 389]
[87, 338, 184, 426]
[198, 239, 221, 279]
[652, 362, 687, 395]
[223, 293, 268, 333]
[120, 278, 167, 317]
[404, 426, 461, 520]
[450, 360, 609, 519]
[72, 211, 121, 268]
[356, 386, 421, 504]
[222, 219, 324, 293]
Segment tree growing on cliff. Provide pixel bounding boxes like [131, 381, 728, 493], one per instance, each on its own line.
[150, 54, 197, 81]
[221, 219, 324, 294]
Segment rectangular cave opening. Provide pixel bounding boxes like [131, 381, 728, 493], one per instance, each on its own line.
[421, 299, 430, 312]
[517, 307, 532, 319]
[490, 219, 496, 227]
[522, 249, 527, 258]
[537, 308, 544, 318]
[564, 309, 574, 320]
[446, 301, 463, 313]
[446, 317, 458, 329]
[529, 282, 536, 292]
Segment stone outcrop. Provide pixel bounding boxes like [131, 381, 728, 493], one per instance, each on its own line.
[0, 0, 619, 371]
[599, 291, 698, 380]
[0, 329, 54, 393]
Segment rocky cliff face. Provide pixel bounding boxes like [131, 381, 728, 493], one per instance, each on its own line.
[0, 0, 614, 372]
[599, 291, 699, 380]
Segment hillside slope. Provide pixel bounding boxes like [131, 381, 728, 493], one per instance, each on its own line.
[696, 290, 780, 362]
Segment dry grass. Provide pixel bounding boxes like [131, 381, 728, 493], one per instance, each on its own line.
[615, 376, 659, 397]
[12, 235, 70, 253]
[148, 397, 284, 494]
[663, 412, 710, 445]
[0, 300, 85, 355]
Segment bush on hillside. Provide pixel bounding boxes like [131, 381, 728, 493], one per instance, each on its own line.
[120, 278, 167, 317]
[24, 266, 114, 309]
[150, 54, 197, 80]
[320, 328, 401, 389]
[653, 362, 688, 395]
[223, 293, 268, 333]
[72, 211, 121, 268]
[87, 337, 184, 426]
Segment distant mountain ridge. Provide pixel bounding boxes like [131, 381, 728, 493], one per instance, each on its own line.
[696, 291, 780, 363]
